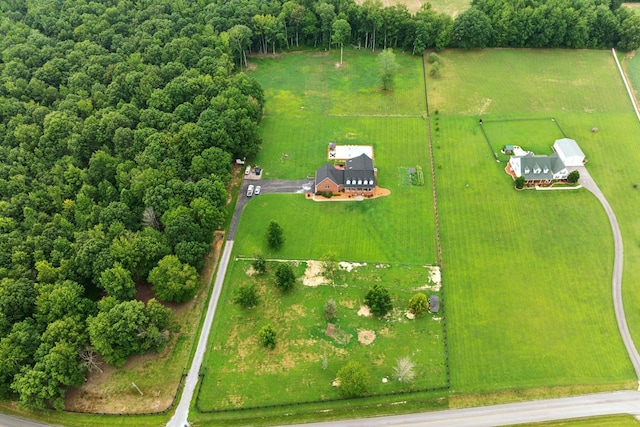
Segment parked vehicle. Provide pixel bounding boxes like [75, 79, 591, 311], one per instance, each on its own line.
[247, 185, 254, 197]
[245, 165, 251, 175]
[254, 185, 261, 195]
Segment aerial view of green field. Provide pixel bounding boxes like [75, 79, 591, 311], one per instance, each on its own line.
[192, 46, 640, 425]
[197, 49, 443, 413]
[429, 49, 638, 393]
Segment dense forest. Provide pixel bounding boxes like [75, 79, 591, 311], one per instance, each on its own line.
[0, 0, 638, 412]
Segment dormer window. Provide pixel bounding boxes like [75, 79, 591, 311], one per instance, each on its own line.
[357, 179, 362, 185]
[524, 166, 531, 174]
[346, 179, 351, 185]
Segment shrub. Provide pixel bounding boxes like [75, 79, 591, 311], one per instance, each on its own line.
[259, 324, 276, 349]
[336, 361, 370, 397]
[392, 356, 416, 383]
[427, 52, 441, 64]
[364, 284, 392, 317]
[234, 284, 258, 308]
[408, 293, 428, 316]
[567, 169, 580, 184]
[252, 253, 267, 274]
[429, 63, 441, 78]
[515, 176, 525, 189]
[324, 299, 337, 320]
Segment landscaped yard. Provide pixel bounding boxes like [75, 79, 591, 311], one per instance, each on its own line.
[198, 49, 441, 412]
[428, 49, 637, 393]
[198, 260, 446, 410]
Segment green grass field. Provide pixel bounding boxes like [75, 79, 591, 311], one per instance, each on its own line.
[198, 260, 446, 410]
[427, 49, 636, 392]
[195, 47, 640, 423]
[198, 50, 440, 411]
[515, 414, 640, 426]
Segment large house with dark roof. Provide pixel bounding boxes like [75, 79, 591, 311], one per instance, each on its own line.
[507, 152, 568, 185]
[315, 153, 376, 195]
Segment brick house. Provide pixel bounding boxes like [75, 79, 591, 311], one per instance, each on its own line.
[315, 154, 376, 195]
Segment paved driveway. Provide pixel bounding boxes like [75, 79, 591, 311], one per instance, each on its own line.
[228, 179, 314, 240]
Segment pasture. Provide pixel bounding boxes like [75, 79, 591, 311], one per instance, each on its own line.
[427, 49, 636, 392]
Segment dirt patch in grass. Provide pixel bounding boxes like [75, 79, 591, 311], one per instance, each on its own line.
[245, 265, 257, 276]
[303, 260, 329, 287]
[325, 323, 353, 345]
[340, 299, 356, 309]
[339, 261, 367, 272]
[357, 305, 372, 317]
[358, 330, 376, 345]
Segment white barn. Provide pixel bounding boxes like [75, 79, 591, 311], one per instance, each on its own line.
[553, 138, 585, 167]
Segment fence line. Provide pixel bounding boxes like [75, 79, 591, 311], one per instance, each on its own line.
[612, 48, 640, 123]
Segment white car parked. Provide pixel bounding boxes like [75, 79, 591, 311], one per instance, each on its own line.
[246, 184, 254, 197]
[254, 185, 261, 195]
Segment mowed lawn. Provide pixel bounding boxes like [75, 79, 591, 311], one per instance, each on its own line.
[428, 49, 636, 392]
[199, 50, 440, 409]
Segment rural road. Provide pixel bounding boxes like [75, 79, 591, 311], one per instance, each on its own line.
[576, 166, 640, 381]
[283, 390, 640, 427]
[167, 176, 313, 427]
[166, 240, 234, 427]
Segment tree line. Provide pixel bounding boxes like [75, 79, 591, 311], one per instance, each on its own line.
[0, 0, 264, 409]
[207, 0, 640, 66]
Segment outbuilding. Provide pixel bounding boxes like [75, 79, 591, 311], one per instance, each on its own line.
[553, 138, 585, 167]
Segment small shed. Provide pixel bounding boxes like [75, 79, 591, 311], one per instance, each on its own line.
[553, 138, 585, 166]
[429, 295, 440, 313]
[503, 145, 514, 155]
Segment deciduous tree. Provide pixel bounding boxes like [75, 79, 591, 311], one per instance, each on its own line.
[377, 48, 399, 91]
[148, 255, 200, 303]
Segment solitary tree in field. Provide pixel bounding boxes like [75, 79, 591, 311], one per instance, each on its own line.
[275, 262, 296, 292]
[321, 251, 339, 281]
[364, 284, 392, 317]
[567, 170, 580, 184]
[336, 361, 370, 397]
[332, 19, 351, 65]
[252, 252, 267, 274]
[266, 220, 284, 250]
[234, 283, 259, 308]
[377, 48, 399, 91]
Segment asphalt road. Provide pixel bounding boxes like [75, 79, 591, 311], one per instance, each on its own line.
[168, 177, 313, 426]
[0, 413, 58, 427]
[576, 166, 640, 381]
[283, 390, 640, 427]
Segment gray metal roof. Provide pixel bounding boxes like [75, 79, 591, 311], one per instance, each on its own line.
[520, 152, 565, 181]
[554, 138, 585, 159]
